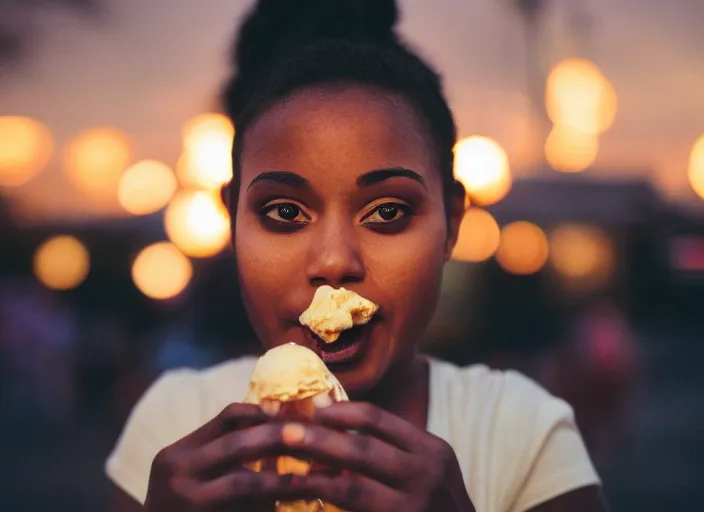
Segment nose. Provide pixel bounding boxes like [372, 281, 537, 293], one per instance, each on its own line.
[306, 217, 365, 288]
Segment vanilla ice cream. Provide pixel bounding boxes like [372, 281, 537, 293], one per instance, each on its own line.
[243, 343, 349, 512]
[298, 285, 378, 343]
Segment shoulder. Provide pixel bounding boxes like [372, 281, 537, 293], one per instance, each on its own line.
[105, 356, 258, 505]
[133, 357, 259, 428]
[456, 363, 580, 460]
[137, 355, 259, 432]
[430, 359, 600, 512]
[432, 359, 560, 423]
[432, 359, 568, 455]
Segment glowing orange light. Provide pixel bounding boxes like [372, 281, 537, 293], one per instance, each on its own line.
[164, 189, 231, 258]
[545, 124, 598, 173]
[546, 58, 618, 135]
[132, 242, 193, 300]
[496, 222, 549, 275]
[177, 113, 234, 190]
[550, 224, 615, 291]
[63, 127, 132, 197]
[33, 235, 90, 290]
[453, 136, 512, 206]
[118, 159, 178, 215]
[451, 208, 501, 263]
[0, 116, 54, 187]
[688, 134, 704, 200]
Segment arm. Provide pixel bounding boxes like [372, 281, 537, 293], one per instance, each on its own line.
[527, 485, 607, 512]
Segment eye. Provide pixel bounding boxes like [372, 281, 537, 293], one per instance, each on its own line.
[361, 202, 411, 224]
[262, 201, 311, 224]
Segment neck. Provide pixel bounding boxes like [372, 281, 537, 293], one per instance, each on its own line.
[360, 352, 430, 430]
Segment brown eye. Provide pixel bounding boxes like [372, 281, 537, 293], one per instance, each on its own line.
[377, 203, 399, 221]
[262, 201, 310, 224]
[277, 204, 299, 221]
[362, 202, 410, 224]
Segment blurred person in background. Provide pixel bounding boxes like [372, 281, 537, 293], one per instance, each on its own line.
[106, 1, 606, 511]
[539, 299, 639, 470]
[0, 279, 78, 429]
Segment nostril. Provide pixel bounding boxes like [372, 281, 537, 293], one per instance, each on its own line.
[308, 274, 363, 289]
[340, 274, 363, 285]
[309, 277, 327, 288]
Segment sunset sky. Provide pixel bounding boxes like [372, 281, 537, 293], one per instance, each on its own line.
[1, 0, 703, 222]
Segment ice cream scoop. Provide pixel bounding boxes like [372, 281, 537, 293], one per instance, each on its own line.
[298, 285, 379, 343]
[244, 343, 349, 512]
[245, 342, 348, 403]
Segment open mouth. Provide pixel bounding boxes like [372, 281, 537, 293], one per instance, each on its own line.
[306, 324, 372, 367]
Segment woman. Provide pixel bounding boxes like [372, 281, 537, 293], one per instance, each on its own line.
[107, 1, 605, 510]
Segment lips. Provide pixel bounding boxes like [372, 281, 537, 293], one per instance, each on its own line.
[305, 323, 372, 367]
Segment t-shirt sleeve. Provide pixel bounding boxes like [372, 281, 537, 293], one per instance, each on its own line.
[105, 370, 197, 505]
[509, 390, 601, 512]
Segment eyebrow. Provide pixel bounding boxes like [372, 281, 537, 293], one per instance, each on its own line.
[356, 168, 426, 188]
[246, 167, 426, 191]
[247, 171, 309, 190]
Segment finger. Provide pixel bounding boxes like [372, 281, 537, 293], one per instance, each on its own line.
[282, 472, 407, 512]
[315, 402, 421, 451]
[191, 422, 287, 474]
[177, 469, 286, 509]
[184, 403, 269, 447]
[280, 423, 413, 485]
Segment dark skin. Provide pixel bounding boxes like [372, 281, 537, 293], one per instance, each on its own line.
[112, 86, 607, 511]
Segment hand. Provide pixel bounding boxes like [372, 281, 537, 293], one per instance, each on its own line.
[274, 402, 476, 512]
[144, 403, 293, 511]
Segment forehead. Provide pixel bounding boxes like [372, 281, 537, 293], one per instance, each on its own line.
[239, 85, 439, 187]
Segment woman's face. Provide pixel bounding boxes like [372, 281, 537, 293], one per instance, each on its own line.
[235, 85, 461, 395]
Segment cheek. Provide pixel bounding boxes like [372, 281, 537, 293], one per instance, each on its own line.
[365, 218, 447, 336]
[234, 215, 306, 331]
[235, 210, 304, 274]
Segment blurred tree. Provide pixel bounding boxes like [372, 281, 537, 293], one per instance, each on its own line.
[0, 0, 99, 68]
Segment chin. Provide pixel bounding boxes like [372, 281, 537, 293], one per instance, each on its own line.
[334, 371, 375, 398]
[329, 351, 393, 399]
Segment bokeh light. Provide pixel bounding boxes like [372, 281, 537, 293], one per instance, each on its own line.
[118, 159, 178, 215]
[550, 224, 615, 290]
[164, 189, 231, 258]
[0, 116, 54, 187]
[132, 242, 193, 300]
[546, 58, 618, 135]
[451, 208, 501, 263]
[496, 221, 550, 275]
[176, 113, 234, 191]
[63, 127, 132, 197]
[688, 134, 704, 200]
[33, 235, 90, 291]
[545, 124, 599, 173]
[453, 136, 512, 206]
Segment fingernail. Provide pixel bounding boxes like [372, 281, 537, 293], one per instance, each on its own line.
[282, 423, 306, 445]
[312, 393, 332, 409]
[261, 400, 281, 416]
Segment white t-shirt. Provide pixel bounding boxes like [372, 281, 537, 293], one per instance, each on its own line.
[106, 357, 600, 512]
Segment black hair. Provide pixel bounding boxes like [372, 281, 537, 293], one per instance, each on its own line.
[222, 0, 461, 210]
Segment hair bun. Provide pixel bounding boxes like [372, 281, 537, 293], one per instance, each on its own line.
[234, 0, 399, 78]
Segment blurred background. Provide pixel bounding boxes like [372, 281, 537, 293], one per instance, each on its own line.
[1, 0, 703, 510]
